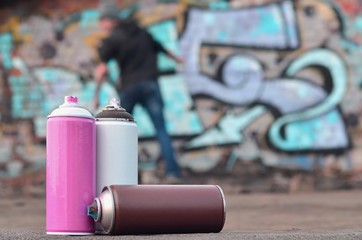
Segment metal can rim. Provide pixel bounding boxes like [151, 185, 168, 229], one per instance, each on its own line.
[47, 115, 95, 119]
[94, 198, 102, 222]
[215, 185, 226, 231]
[105, 186, 116, 234]
[96, 118, 137, 123]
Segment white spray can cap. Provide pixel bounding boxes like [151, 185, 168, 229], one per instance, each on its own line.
[48, 96, 94, 119]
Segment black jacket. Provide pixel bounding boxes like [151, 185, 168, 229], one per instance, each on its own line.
[98, 20, 167, 91]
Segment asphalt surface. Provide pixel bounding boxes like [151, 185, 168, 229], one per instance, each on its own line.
[1, 190, 362, 239]
[1, 230, 362, 240]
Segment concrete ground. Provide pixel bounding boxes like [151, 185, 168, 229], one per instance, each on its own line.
[1, 230, 362, 240]
[1, 190, 362, 239]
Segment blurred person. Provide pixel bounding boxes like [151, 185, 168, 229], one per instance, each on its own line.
[93, 1, 184, 184]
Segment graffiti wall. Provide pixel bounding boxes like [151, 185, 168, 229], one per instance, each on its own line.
[0, 0, 361, 195]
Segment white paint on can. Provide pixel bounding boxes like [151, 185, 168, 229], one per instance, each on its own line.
[96, 119, 138, 195]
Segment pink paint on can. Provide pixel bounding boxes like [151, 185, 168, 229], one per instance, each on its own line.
[46, 96, 95, 235]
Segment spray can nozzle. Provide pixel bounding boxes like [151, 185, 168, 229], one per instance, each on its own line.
[103, 98, 126, 111]
[59, 96, 81, 108]
[107, 98, 121, 109]
[87, 200, 99, 221]
[65, 96, 78, 104]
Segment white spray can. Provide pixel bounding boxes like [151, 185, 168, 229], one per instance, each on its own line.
[95, 98, 138, 196]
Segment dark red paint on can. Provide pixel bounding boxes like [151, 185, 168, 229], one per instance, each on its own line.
[88, 185, 226, 235]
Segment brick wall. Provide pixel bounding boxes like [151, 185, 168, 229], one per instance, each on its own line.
[0, 0, 361, 195]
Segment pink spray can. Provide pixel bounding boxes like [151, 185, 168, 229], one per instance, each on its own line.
[46, 96, 96, 235]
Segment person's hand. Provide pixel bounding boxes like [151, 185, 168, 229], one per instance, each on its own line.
[167, 50, 184, 64]
[176, 56, 184, 64]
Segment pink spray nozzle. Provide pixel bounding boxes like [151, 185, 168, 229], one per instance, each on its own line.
[59, 96, 80, 108]
[65, 96, 78, 104]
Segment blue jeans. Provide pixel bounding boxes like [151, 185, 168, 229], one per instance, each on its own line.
[119, 81, 181, 177]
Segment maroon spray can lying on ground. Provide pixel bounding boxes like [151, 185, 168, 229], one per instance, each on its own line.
[87, 185, 226, 235]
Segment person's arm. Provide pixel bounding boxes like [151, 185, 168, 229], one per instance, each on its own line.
[93, 63, 108, 109]
[93, 35, 118, 109]
[150, 33, 183, 64]
[165, 50, 183, 64]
